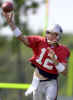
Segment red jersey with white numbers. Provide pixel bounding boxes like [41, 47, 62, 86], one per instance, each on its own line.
[27, 35, 70, 75]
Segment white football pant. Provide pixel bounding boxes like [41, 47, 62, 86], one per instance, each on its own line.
[33, 80, 58, 100]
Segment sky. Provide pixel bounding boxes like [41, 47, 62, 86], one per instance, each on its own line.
[0, 0, 73, 36]
[49, 0, 73, 33]
[28, 0, 73, 33]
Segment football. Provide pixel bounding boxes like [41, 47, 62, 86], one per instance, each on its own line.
[2, 2, 14, 13]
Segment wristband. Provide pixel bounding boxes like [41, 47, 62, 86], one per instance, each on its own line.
[56, 63, 65, 72]
[13, 27, 22, 37]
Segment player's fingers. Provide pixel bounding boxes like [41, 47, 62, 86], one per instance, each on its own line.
[11, 12, 13, 19]
[9, 12, 15, 23]
[48, 47, 56, 60]
[5, 13, 13, 23]
[11, 12, 14, 21]
[8, 13, 12, 20]
[48, 47, 55, 54]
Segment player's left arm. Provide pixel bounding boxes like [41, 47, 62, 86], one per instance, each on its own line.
[48, 47, 70, 76]
[54, 60, 69, 76]
[59, 48, 70, 76]
[54, 61, 69, 76]
[56, 52, 70, 76]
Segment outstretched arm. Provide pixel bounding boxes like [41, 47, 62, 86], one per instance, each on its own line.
[2, 12, 29, 46]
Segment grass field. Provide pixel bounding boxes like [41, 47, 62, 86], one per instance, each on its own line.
[67, 50, 73, 96]
[0, 35, 73, 99]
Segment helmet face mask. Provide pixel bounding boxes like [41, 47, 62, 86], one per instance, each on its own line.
[46, 32, 59, 44]
[46, 24, 63, 44]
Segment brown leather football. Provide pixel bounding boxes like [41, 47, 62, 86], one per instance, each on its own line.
[2, 2, 14, 13]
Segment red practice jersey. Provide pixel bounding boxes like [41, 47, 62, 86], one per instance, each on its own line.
[27, 35, 70, 75]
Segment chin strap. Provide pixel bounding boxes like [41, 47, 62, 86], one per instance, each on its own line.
[46, 39, 57, 44]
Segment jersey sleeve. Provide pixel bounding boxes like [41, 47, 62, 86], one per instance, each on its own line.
[27, 35, 42, 48]
[58, 46, 70, 64]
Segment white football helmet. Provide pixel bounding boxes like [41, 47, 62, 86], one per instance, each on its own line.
[46, 24, 63, 43]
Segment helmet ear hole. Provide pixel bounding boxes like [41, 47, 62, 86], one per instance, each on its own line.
[57, 35, 60, 41]
[57, 32, 62, 41]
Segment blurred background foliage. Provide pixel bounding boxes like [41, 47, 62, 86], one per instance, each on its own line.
[0, 0, 73, 100]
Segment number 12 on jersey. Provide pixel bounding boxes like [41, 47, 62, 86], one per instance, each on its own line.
[36, 48, 53, 70]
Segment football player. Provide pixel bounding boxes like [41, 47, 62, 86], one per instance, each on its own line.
[3, 12, 70, 100]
